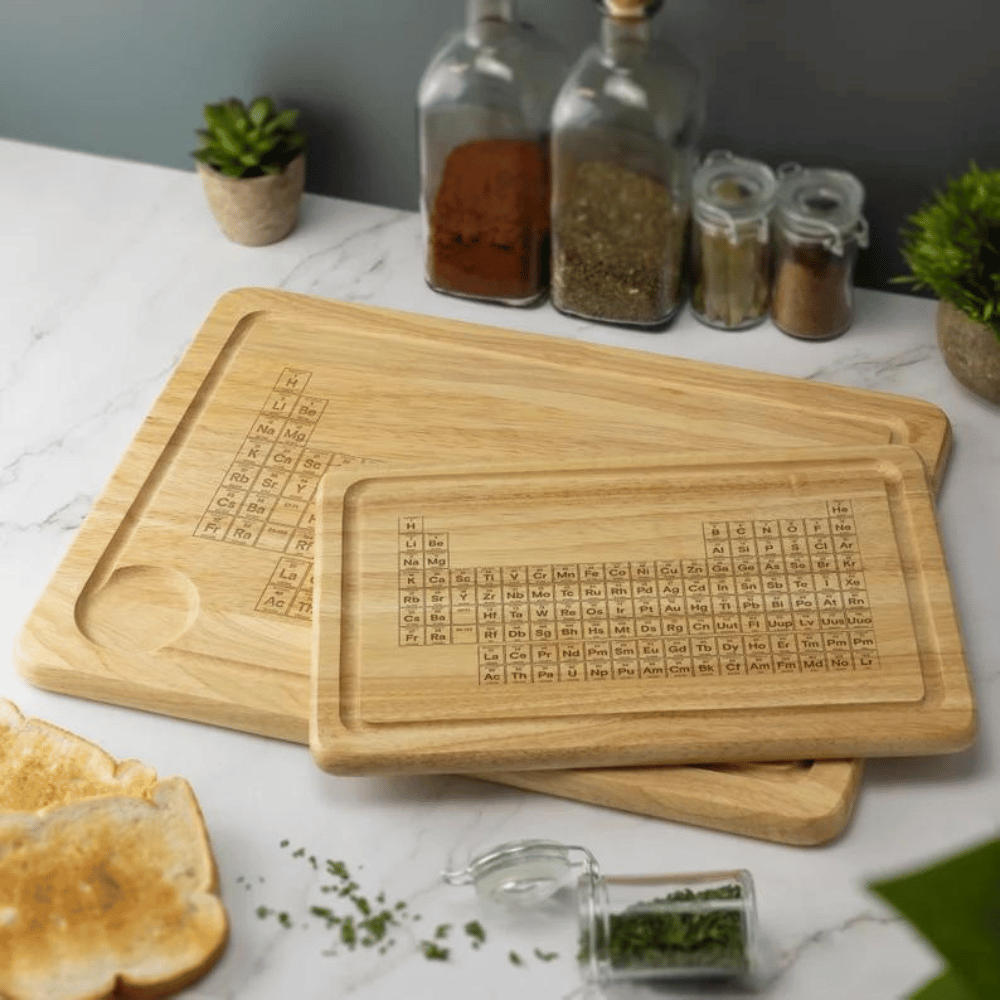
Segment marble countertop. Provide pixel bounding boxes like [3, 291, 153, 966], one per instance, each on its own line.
[1, 137, 997, 1000]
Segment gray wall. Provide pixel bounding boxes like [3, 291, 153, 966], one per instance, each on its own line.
[3, 0, 998, 293]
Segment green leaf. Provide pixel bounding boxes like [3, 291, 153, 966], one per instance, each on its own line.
[270, 108, 300, 132]
[911, 969, 977, 1000]
[203, 103, 232, 131]
[248, 96, 274, 127]
[869, 838, 1000, 1000]
[215, 128, 244, 157]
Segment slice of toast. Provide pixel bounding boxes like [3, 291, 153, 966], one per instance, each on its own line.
[0, 699, 157, 812]
[0, 777, 229, 1000]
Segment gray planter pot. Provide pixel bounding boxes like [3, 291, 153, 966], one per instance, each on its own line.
[197, 153, 305, 247]
[936, 299, 1000, 406]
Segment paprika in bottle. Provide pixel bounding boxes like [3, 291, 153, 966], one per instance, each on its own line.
[417, 0, 565, 305]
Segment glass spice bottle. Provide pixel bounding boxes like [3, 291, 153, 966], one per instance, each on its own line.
[443, 839, 758, 989]
[550, 0, 705, 328]
[690, 150, 777, 331]
[770, 163, 869, 340]
[417, 0, 566, 306]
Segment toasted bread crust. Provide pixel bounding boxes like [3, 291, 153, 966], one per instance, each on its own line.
[0, 778, 228, 1000]
[0, 702, 228, 1000]
[0, 700, 157, 812]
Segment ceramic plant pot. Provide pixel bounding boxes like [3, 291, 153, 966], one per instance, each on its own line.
[936, 299, 1000, 406]
[197, 153, 305, 247]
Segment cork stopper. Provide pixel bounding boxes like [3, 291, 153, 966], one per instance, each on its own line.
[599, 0, 662, 18]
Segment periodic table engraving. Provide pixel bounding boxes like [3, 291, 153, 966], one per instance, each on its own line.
[397, 501, 880, 684]
[192, 368, 369, 618]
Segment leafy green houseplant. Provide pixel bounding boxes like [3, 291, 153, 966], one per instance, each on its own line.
[869, 837, 1000, 1000]
[896, 162, 1000, 405]
[193, 96, 307, 246]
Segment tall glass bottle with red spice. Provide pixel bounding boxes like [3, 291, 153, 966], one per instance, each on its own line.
[551, 0, 704, 327]
[418, 0, 566, 305]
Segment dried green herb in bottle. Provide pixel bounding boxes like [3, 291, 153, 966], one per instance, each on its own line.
[579, 873, 755, 983]
[596, 884, 748, 975]
[552, 159, 687, 327]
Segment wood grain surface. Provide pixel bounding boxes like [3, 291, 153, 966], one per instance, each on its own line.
[310, 450, 973, 774]
[14, 288, 957, 842]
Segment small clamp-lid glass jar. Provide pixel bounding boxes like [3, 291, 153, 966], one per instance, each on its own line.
[770, 163, 869, 340]
[690, 150, 777, 330]
[444, 839, 758, 992]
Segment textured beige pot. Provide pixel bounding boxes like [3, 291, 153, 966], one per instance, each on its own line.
[197, 153, 305, 246]
[937, 299, 1000, 406]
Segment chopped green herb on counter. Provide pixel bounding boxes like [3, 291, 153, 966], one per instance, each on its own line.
[253, 843, 527, 966]
[534, 948, 559, 962]
[421, 941, 450, 961]
[327, 860, 349, 880]
[280, 839, 289, 848]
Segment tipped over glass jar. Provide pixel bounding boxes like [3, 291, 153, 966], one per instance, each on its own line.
[443, 839, 758, 991]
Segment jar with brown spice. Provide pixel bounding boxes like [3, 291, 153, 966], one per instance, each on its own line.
[770, 164, 869, 340]
[417, 0, 566, 306]
[690, 151, 777, 331]
[550, 0, 705, 328]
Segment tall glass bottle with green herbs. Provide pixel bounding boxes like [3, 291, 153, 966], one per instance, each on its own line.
[418, 0, 566, 306]
[550, 0, 705, 327]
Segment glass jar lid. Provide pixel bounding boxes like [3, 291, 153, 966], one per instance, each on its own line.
[774, 163, 869, 255]
[442, 839, 597, 909]
[693, 150, 777, 239]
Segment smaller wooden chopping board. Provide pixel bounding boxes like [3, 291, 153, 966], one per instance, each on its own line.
[311, 447, 974, 775]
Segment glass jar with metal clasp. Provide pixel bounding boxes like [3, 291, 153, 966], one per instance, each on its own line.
[690, 150, 777, 330]
[770, 163, 869, 340]
[443, 838, 758, 993]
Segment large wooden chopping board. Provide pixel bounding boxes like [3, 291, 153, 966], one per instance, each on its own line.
[15, 289, 953, 843]
[310, 450, 972, 773]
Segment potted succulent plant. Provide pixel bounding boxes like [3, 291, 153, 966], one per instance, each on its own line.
[193, 96, 307, 246]
[896, 162, 1000, 405]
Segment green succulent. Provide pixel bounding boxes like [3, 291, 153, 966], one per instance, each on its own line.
[895, 162, 1000, 341]
[193, 96, 306, 179]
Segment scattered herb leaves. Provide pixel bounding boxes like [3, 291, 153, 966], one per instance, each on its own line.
[421, 941, 450, 961]
[252, 843, 565, 969]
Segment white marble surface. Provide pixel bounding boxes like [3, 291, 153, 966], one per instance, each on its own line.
[1, 137, 998, 999]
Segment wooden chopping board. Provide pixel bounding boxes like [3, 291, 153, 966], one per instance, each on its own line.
[15, 288, 954, 843]
[311, 450, 973, 774]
